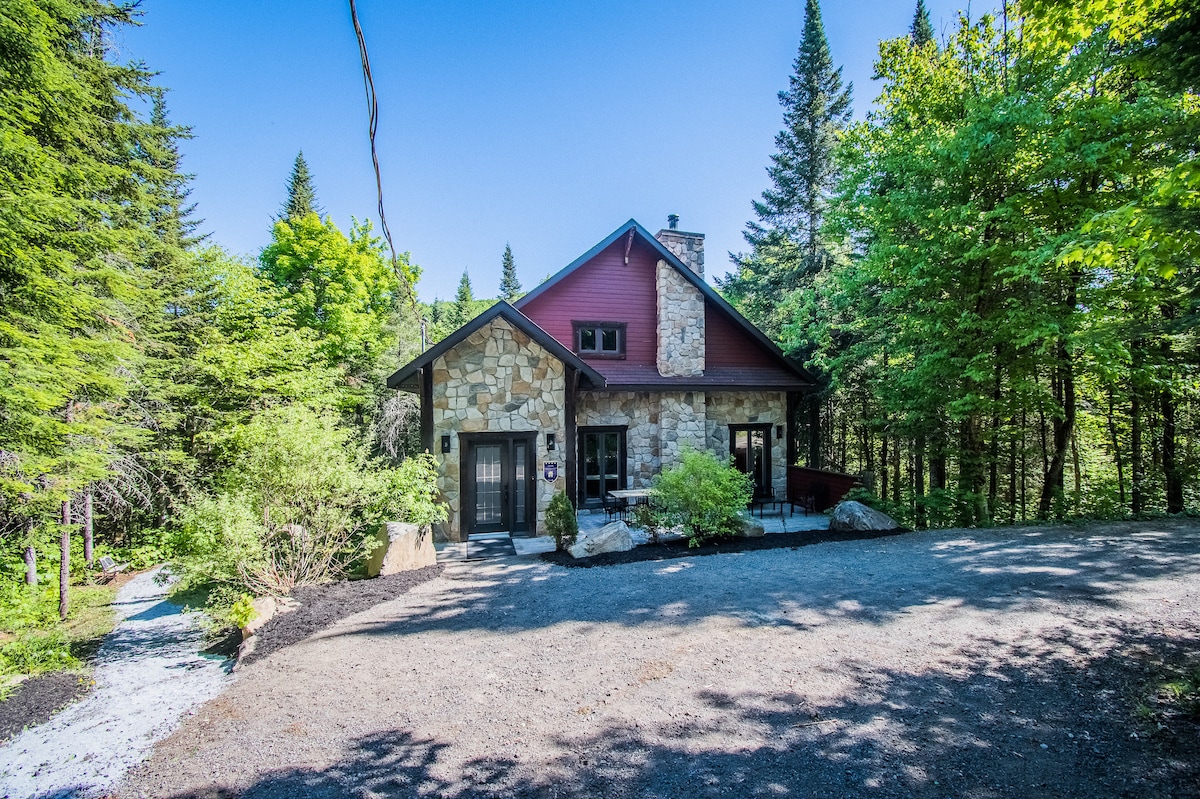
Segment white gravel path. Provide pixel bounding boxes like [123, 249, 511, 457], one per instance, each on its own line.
[0, 568, 234, 799]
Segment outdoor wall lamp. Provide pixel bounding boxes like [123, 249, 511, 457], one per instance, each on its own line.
[546, 433, 556, 451]
[441, 435, 452, 453]
[776, 425, 784, 440]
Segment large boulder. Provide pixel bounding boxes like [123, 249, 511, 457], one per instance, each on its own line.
[366, 522, 436, 578]
[829, 500, 901, 532]
[569, 521, 634, 559]
[734, 515, 766, 538]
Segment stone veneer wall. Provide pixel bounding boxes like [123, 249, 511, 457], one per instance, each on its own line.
[578, 391, 785, 494]
[705, 391, 789, 498]
[655, 260, 705, 378]
[431, 317, 566, 541]
[576, 392, 660, 488]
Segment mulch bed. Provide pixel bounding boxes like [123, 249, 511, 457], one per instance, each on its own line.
[241, 564, 444, 665]
[0, 671, 94, 743]
[541, 527, 909, 568]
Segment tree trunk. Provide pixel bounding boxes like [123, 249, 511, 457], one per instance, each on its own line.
[84, 490, 94, 569]
[1131, 366, 1144, 515]
[1071, 431, 1082, 514]
[24, 518, 37, 586]
[914, 433, 926, 529]
[1162, 383, 1184, 513]
[1038, 355, 1076, 519]
[59, 498, 71, 620]
[959, 415, 987, 525]
[880, 433, 889, 501]
[1020, 407, 1027, 522]
[892, 438, 901, 505]
[1107, 388, 1126, 507]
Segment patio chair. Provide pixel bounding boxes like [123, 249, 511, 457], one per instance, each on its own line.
[602, 494, 628, 523]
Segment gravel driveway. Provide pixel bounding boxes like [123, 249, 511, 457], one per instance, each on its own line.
[121, 520, 1200, 798]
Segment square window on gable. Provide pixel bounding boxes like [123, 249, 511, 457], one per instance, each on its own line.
[573, 321, 626, 359]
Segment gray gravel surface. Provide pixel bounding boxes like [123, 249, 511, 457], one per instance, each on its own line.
[1, 568, 233, 799]
[121, 520, 1200, 798]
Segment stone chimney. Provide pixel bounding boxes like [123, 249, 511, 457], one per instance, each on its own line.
[655, 215, 705, 278]
[653, 214, 705, 377]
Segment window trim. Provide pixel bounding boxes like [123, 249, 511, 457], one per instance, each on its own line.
[572, 321, 627, 359]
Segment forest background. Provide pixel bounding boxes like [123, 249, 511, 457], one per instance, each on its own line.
[0, 0, 1196, 678]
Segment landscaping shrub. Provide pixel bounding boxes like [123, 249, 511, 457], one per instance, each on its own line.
[544, 491, 578, 551]
[166, 406, 446, 623]
[648, 448, 753, 547]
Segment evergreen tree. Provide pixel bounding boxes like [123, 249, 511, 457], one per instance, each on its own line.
[449, 270, 475, 328]
[280, 151, 321, 221]
[499, 243, 521, 301]
[910, 0, 935, 47]
[721, 0, 852, 340]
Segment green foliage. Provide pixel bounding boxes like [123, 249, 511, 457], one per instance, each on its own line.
[544, 492, 578, 552]
[167, 406, 445, 609]
[648, 449, 753, 546]
[228, 594, 256, 630]
[0, 630, 79, 678]
[260, 214, 400, 394]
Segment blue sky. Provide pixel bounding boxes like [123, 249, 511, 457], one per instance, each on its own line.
[120, 0, 973, 302]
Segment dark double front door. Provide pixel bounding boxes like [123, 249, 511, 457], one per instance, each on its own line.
[464, 434, 535, 536]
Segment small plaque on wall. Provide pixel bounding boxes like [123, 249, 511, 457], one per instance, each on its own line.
[542, 462, 559, 482]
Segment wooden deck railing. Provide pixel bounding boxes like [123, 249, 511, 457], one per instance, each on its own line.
[787, 466, 862, 513]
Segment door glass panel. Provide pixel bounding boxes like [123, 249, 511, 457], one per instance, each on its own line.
[475, 444, 503, 526]
[751, 429, 766, 491]
[603, 433, 620, 494]
[733, 430, 749, 474]
[513, 441, 527, 529]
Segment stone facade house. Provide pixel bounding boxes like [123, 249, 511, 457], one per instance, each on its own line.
[387, 218, 814, 541]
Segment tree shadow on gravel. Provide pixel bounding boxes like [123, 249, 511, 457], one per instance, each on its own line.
[335, 520, 1200, 641]
[159, 621, 1200, 799]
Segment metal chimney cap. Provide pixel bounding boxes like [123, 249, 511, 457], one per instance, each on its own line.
[667, 213, 679, 230]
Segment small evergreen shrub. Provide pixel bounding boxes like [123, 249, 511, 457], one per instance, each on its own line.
[648, 448, 754, 547]
[544, 492, 578, 551]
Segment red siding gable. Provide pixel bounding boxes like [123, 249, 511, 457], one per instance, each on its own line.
[705, 303, 779, 369]
[519, 235, 661, 370]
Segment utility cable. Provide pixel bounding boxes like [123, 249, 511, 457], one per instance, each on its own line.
[348, 0, 423, 339]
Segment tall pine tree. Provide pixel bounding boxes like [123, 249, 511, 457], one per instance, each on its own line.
[910, 0, 935, 47]
[449, 270, 475, 328]
[499, 243, 521, 301]
[721, 0, 852, 340]
[280, 151, 321, 221]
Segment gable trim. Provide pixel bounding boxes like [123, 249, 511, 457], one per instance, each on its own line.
[386, 301, 606, 391]
[514, 219, 815, 386]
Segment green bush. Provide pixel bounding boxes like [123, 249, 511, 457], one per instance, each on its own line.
[0, 630, 79, 677]
[167, 405, 446, 621]
[648, 448, 754, 547]
[544, 491, 578, 551]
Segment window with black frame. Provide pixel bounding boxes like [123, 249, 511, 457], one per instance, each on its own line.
[573, 321, 626, 358]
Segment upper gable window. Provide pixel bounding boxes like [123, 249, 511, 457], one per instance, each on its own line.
[573, 321, 626, 359]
